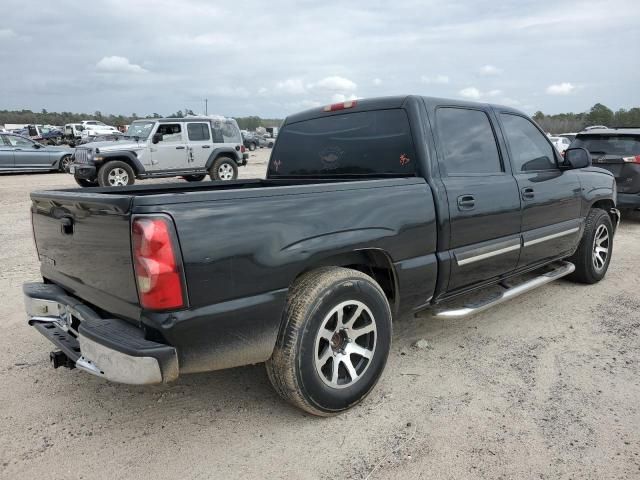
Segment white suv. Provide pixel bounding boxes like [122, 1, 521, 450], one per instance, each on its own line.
[71, 116, 248, 187]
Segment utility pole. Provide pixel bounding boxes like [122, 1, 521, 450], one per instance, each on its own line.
[204, 98, 208, 116]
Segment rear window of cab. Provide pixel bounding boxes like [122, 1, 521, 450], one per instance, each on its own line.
[268, 109, 416, 177]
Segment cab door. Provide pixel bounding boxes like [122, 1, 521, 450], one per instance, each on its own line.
[150, 123, 188, 171]
[433, 106, 522, 291]
[185, 122, 212, 169]
[497, 113, 582, 268]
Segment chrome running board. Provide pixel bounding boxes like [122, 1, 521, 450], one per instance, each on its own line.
[433, 261, 575, 319]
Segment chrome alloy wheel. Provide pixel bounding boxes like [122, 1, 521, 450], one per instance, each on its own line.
[592, 224, 609, 271]
[60, 155, 73, 173]
[218, 163, 234, 180]
[314, 300, 377, 389]
[107, 167, 129, 186]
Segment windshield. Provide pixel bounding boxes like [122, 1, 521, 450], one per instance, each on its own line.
[572, 135, 640, 157]
[125, 121, 155, 139]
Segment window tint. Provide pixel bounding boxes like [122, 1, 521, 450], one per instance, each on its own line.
[187, 123, 210, 141]
[156, 124, 182, 143]
[268, 109, 416, 177]
[500, 114, 556, 171]
[6, 135, 35, 147]
[572, 135, 640, 156]
[436, 108, 502, 175]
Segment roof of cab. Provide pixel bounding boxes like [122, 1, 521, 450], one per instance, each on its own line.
[577, 127, 640, 136]
[282, 95, 526, 125]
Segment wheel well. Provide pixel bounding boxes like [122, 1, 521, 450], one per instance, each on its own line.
[591, 199, 616, 224]
[101, 156, 139, 174]
[295, 250, 398, 314]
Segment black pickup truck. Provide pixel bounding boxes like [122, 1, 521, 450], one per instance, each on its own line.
[25, 96, 619, 416]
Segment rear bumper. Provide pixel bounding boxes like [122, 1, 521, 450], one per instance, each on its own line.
[24, 282, 178, 385]
[617, 193, 640, 209]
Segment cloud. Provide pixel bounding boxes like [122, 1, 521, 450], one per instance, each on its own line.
[312, 76, 357, 91]
[330, 93, 359, 103]
[372, 78, 382, 86]
[0, 28, 16, 39]
[459, 87, 482, 99]
[276, 78, 307, 95]
[546, 82, 576, 95]
[96, 56, 147, 74]
[420, 74, 450, 84]
[480, 65, 502, 76]
[487, 89, 502, 97]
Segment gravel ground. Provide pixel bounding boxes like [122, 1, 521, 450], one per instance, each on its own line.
[1, 150, 638, 479]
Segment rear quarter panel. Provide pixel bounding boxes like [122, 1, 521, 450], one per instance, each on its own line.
[577, 167, 616, 214]
[139, 178, 438, 373]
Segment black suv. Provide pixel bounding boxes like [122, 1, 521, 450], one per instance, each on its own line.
[572, 128, 640, 209]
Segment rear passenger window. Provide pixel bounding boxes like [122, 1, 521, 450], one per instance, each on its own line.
[500, 114, 556, 171]
[436, 108, 502, 175]
[187, 123, 210, 141]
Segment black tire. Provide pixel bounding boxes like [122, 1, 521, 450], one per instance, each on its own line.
[567, 208, 613, 284]
[208, 156, 238, 181]
[75, 177, 98, 188]
[248, 142, 256, 151]
[97, 161, 135, 187]
[184, 174, 206, 182]
[58, 155, 73, 173]
[266, 267, 392, 416]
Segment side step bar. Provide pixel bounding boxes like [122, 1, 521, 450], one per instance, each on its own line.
[433, 261, 575, 319]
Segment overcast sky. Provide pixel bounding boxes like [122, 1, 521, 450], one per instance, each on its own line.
[1, 0, 639, 118]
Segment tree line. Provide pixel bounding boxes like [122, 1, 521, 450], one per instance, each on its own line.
[0, 109, 282, 131]
[533, 103, 640, 133]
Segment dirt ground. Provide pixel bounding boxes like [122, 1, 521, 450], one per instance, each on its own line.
[1, 149, 638, 479]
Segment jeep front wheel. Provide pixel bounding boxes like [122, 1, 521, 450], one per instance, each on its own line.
[98, 161, 135, 187]
[266, 267, 392, 416]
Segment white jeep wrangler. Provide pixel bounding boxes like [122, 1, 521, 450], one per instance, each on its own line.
[71, 116, 248, 187]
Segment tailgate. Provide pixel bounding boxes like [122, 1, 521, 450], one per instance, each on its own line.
[592, 156, 640, 193]
[30, 190, 141, 320]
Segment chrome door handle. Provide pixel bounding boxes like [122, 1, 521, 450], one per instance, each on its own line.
[202, 145, 211, 148]
[175, 146, 185, 150]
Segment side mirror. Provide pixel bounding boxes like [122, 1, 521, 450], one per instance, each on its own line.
[562, 147, 591, 169]
[152, 133, 162, 144]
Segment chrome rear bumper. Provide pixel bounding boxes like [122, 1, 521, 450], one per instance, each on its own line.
[24, 283, 178, 385]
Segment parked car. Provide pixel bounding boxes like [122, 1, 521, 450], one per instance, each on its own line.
[0, 133, 74, 172]
[40, 128, 65, 145]
[571, 127, 640, 210]
[71, 116, 248, 187]
[24, 96, 618, 416]
[558, 132, 577, 143]
[583, 125, 609, 131]
[242, 131, 261, 151]
[64, 124, 85, 145]
[549, 136, 571, 153]
[80, 120, 119, 138]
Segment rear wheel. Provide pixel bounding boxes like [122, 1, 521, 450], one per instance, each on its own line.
[248, 142, 256, 151]
[266, 267, 392, 416]
[58, 155, 73, 173]
[567, 208, 613, 284]
[209, 156, 238, 181]
[97, 161, 135, 187]
[184, 174, 206, 182]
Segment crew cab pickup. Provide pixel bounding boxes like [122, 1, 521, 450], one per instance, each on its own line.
[25, 96, 619, 416]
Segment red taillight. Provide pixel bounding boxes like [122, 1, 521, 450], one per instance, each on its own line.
[622, 155, 640, 164]
[240, 145, 246, 153]
[322, 100, 357, 112]
[132, 216, 185, 310]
